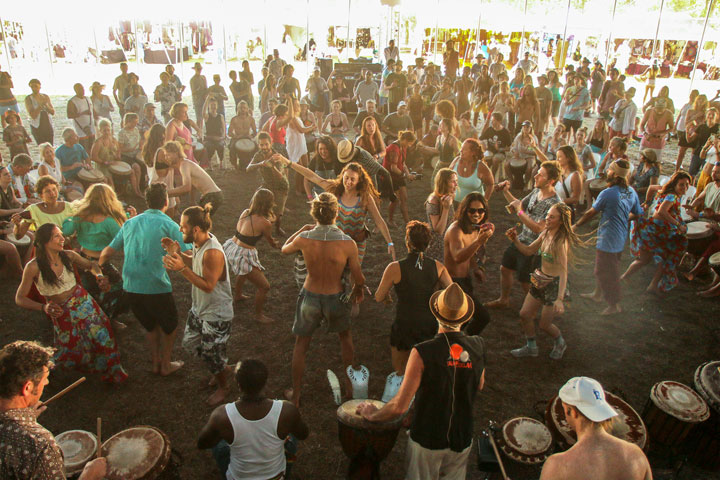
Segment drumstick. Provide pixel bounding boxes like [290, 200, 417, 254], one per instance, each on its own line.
[488, 431, 509, 480]
[40, 377, 86, 406]
[96, 417, 102, 458]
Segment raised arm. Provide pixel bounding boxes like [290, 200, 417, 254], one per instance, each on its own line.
[287, 160, 333, 191]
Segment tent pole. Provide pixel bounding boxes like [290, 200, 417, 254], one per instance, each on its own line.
[0, 19, 13, 73]
[690, 0, 715, 90]
[223, 21, 228, 75]
[560, 0, 571, 70]
[306, 0, 310, 73]
[44, 21, 54, 75]
[520, 0, 528, 57]
[346, 0, 351, 61]
[604, 0, 617, 67]
[434, 0, 439, 64]
[179, 23, 185, 79]
[133, 20, 140, 65]
[652, 0, 665, 61]
[92, 27, 100, 64]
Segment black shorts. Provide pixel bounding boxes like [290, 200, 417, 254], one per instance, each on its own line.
[562, 118, 583, 133]
[677, 131, 695, 148]
[125, 292, 178, 334]
[501, 243, 541, 283]
[390, 172, 406, 191]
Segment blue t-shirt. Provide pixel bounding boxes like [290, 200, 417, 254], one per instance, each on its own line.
[108, 209, 191, 294]
[563, 86, 590, 121]
[593, 185, 643, 253]
[55, 144, 88, 181]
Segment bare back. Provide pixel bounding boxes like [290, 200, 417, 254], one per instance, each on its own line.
[541, 432, 652, 480]
[300, 237, 356, 294]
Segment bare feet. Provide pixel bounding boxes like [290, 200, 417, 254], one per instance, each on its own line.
[235, 293, 252, 301]
[601, 304, 623, 315]
[580, 292, 603, 303]
[206, 387, 229, 406]
[681, 271, 696, 282]
[160, 360, 184, 376]
[255, 315, 275, 324]
[484, 298, 510, 309]
[113, 320, 128, 331]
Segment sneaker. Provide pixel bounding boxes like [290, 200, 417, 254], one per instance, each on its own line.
[511, 344, 539, 357]
[549, 341, 567, 360]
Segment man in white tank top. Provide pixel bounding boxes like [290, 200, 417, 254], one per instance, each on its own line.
[162, 205, 234, 406]
[67, 83, 96, 153]
[198, 360, 309, 480]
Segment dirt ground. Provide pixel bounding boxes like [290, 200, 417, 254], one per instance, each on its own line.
[0, 96, 718, 479]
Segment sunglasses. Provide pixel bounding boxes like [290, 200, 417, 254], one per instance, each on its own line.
[468, 208, 486, 215]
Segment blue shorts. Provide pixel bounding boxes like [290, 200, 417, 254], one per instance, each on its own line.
[292, 288, 350, 336]
[0, 102, 20, 119]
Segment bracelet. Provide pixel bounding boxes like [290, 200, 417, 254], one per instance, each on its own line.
[179, 266, 187, 273]
[517, 209, 525, 217]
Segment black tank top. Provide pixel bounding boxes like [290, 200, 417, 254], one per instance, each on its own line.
[394, 253, 439, 326]
[590, 135, 604, 149]
[206, 114, 223, 137]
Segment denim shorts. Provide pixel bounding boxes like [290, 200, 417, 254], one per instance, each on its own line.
[292, 288, 350, 336]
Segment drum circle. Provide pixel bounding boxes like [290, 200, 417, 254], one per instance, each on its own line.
[494, 417, 553, 465]
[56, 430, 97, 476]
[102, 426, 171, 480]
[641, 381, 709, 449]
[690, 361, 720, 471]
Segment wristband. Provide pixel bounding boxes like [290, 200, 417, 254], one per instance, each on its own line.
[699, 212, 704, 218]
[517, 209, 525, 217]
[179, 266, 187, 273]
[387, 242, 394, 247]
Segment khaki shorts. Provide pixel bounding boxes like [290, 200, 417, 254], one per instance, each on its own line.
[405, 435, 472, 480]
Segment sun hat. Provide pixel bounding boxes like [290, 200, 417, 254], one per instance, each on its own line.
[559, 377, 618, 422]
[429, 283, 475, 328]
[337, 139, 357, 163]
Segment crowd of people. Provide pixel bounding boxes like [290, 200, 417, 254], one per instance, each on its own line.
[0, 37, 718, 479]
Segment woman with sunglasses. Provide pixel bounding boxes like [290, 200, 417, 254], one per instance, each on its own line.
[443, 192, 494, 335]
[629, 148, 660, 199]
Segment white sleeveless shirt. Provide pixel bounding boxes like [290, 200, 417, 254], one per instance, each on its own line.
[225, 400, 285, 480]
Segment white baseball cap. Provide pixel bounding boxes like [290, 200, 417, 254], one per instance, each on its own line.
[558, 377, 618, 422]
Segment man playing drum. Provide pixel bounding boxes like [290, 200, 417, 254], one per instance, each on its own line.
[0, 340, 107, 480]
[539, 377, 652, 480]
[281, 192, 365, 407]
[198, 359, 309, 480]
[357, 283, 486, 480]
[575, 160, 642, 315]
[163, 205, 235, 406]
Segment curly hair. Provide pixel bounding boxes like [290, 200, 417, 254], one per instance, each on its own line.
[326, 163, 379, 205]
[0, 341, 55, 399]
[35, 175, 59, 197]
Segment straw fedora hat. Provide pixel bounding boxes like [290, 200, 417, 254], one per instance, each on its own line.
[337, 139, 357, 163]
[429, 283, 474, 328]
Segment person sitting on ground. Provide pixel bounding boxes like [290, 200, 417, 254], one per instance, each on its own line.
[139, 102, 159, 141]
[374, 220, 452, 402]
[223, 188, 280, 322]
[281, 192, 366, 406]
[88, 118, 117, 190]
[7, 152, 38, 206]
[382, 101, 414, 143]
[0, 165, 33, 276]
[0, 340, 108, 480]
[353, 99, 384, 134]
[202, 97, 227, 168]
[539, 377, 652, 480]
[117, 113, 147, 196]
[321, 99, 350, 144]
[198, 359, 309, 480]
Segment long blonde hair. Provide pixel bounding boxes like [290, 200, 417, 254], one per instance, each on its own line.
[545, 202, 584, 264]
[73, 183, 126, 226]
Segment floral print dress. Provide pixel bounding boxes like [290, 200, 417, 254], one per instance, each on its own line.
[630, 193, 687, 292]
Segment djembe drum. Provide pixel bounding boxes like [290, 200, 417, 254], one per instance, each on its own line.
[641, 380, 709, 449]
[509, 158, 527, 190]
[77, 167, 104, 190]
[102, 426, 171, 479]
[686, 221, 713, 256]
[235, 138, 257, 170]
[337, 399, 402, 479]
[588, 178, 607, 202]
[691, 361, 720, 470]
[56, 430, 97, 478]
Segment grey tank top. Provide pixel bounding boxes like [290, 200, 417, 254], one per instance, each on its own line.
[191, 234, 234, 319]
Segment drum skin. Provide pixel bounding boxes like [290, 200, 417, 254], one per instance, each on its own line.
[56, 430, 97, 476]
[336, 400, 402, 465]
[109, 161, 132, 176]
[588, 178, 607, 200]
[6, 232, 31, 247]
[102, 426, 170, 480]
[545, 392, 647, 451]
[709, 252, 720, 274]
[494, 417, 553, 465]
[641, 381, 708, 448]
[686, 221, 713, 256]
[690, 361, 720, 471]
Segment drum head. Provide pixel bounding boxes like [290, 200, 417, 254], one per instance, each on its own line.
[109, 162, 132, 176]
[687, 221, 711, 239]
[430, 156, 440, 169]
[547, 392, 647, 450]
[694, 361, 720, 413]
[709, 252, 720, 267]
[6, 232, 31, 246]
[651, 381, 709, 423]
[337, 399, 402, 431]
[56, 430, 97, 475]
[103, 426, 169, 480]
[510, 158, 526, 168]
[499, 417, 552, 464]
[589, 178, 606, 190]
[236, 138, 256, 152]
[78, 168, 104, 182]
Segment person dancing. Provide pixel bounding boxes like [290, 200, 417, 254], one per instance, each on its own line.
[15, 223, 128, 383]
[223, 189, 280, 323]
[506, 203, 580, 360]
[374, 221, 452, 401]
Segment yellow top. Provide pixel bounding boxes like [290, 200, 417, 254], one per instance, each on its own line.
[28, 202, 75, 228]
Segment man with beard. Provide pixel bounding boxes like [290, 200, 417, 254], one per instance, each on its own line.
[575, 160, 641, 315]
[163, 205, 234, 405]
[382, 101, 414, 143]
[352, 99, 383, 134]
[246, 132, 290, 236]
[444, 192, 494, 335]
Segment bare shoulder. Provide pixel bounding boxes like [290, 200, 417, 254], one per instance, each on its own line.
[539, 450, 566, 479]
